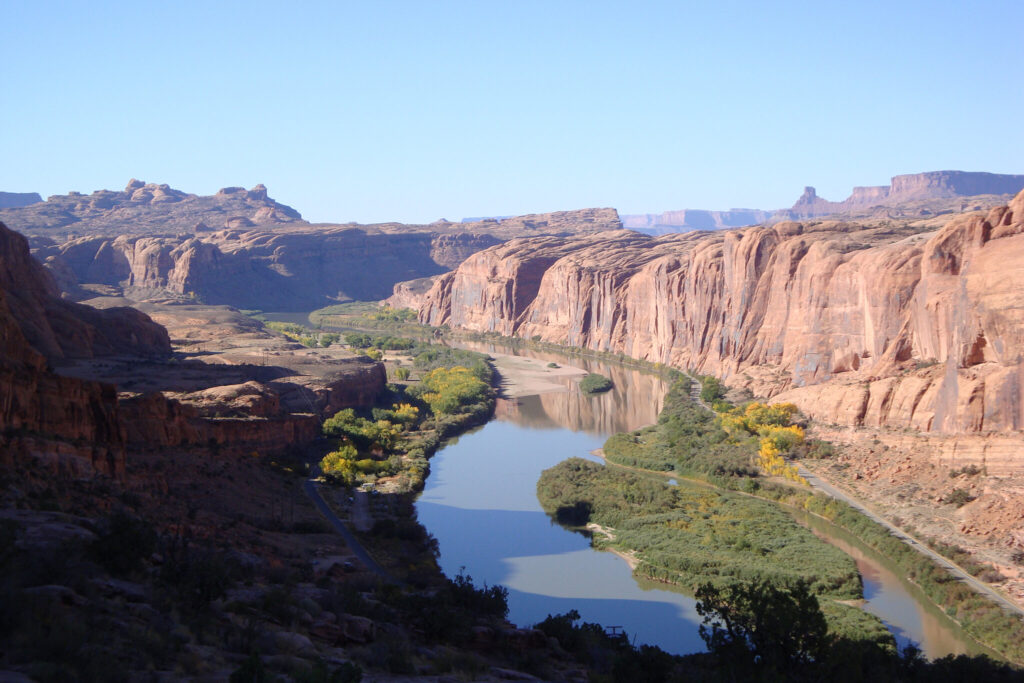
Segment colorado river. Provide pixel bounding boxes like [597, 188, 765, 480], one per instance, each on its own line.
[415, 342, 984, 657]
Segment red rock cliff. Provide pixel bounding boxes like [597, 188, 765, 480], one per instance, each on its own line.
[419, 192, 1024, 434]
[0, 221, 169, 476]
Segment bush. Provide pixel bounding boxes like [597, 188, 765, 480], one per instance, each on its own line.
[944, 488, 976, 508]
[408, 367, 490, 415]
[579, 373, 613, 394]
[700, 376, 726, 402]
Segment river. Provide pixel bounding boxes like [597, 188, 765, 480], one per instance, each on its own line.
[261, 312, 982, 658]
[414, 342, 983, 658]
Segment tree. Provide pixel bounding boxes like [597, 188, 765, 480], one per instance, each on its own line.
[695, 579, 828, 675]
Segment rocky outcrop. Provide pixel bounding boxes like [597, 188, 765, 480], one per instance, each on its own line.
[621, 208, 770, 233]
[385, 275, 442, 311]
[0, 220, 163, 477]
[118, 391, 320, 456]
[33, 213, 610, 311]
[0, 223, 170, 361]
[0, 191, 42, 209]
[783, 171, 1024, 219]
[42, 228, 476, 310]
[0, 180, 302, 236]
[620, 171, 1024, 233]
[461, 207, 622, 236]
[418, 191, 1024, 435]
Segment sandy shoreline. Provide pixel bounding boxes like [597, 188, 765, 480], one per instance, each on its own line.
[486, 351, 588, 398]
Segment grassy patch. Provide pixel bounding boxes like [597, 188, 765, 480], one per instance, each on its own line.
[537, 459, 863, 602]
[579, 373, 613, 394]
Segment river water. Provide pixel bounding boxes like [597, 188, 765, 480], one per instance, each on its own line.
[261, 311, 983, 658]
[414, 342, 983, 658]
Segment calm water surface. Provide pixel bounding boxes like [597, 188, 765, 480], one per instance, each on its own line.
[416, 343, 983, 657]
[262, 315, 982, 658]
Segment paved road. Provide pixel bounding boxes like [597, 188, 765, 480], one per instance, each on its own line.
[303, 466, 397, 584]
[797, 464, 1024, 620]
[684, 370, 1024, 620]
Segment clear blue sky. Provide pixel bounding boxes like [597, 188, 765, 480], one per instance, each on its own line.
[3, 1, 1022, 224]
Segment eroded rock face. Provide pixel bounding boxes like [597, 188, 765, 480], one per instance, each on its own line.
[0, 191, 42, 209]
[0, 181, 302, 236]
[36, 214, 612, 311]
[0, 221, 160, 477]
[783, 171, 1024, 219]
[0, 224, 170, 361]
[419, 191, 1024, 434]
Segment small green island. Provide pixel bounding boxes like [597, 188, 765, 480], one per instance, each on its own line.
[579, 372, 613, 394]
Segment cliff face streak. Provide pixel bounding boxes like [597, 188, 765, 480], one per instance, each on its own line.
[419, 192, 1024, 435]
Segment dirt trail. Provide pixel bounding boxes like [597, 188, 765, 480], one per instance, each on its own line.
[303, 464, 397, 584]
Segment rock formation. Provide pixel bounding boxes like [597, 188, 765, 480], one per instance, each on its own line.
[0, 191, 42, 209]
[417, 190, 1024, 436]
[621, 208, 771, 234]
[781, 171, 1024, 219]
[33, 228, 503, 310]
[0, 221, 171, 477]
[619, 171, 1024, 233]
[6, 184, 617, 310]
[0, 180, 303, 236]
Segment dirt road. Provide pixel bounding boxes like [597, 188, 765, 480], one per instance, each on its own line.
[684, 370, 1024, 619]
[303, 465, 397, 584]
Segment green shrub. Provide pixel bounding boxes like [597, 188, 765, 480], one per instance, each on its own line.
[579, 373, 613, 394]
[700, 376, 726, 402]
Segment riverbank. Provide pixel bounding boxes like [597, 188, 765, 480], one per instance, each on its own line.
[582, 374, 1024, 665]
[486, 351, 587, 398]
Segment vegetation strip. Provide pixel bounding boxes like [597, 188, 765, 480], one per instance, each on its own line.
[586, 372, 1024, 664]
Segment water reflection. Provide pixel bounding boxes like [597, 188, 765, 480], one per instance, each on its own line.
[803, 516, 983, 660]
[416, 413, 705, 654]
[455, 340, 668, 434]
[417, 342, 980, 659]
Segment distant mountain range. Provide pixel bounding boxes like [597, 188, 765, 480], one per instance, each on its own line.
[621, 170, 1024, 234]
[0, 191, 42, 209]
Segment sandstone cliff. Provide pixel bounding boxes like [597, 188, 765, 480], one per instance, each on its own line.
[621, 208, 771, 233]
[0, 220, 171, 477]
[36, 228, 502, 311]
[25, 205, 615, 311]
[0, 222, 171, 361]
[0, 191, 42, 209]
[0, 180, 303, 236]
[782, 171, 1024, 219]
[418, 191, 1024, 435]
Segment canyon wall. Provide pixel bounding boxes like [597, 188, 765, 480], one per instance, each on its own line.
[783, 171, 1024, 219]
[5, 182, 619, 311]
[0, 221, 172, 477]
[621, 208, 771, 233]
[418, 191, 1024, 435]
[0, 191, 42, 209]
[40, 228, 497, 310]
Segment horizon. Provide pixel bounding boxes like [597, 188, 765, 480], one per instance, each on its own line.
[3, 1, 1023, 223]
[8, 167, 1024, 226]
